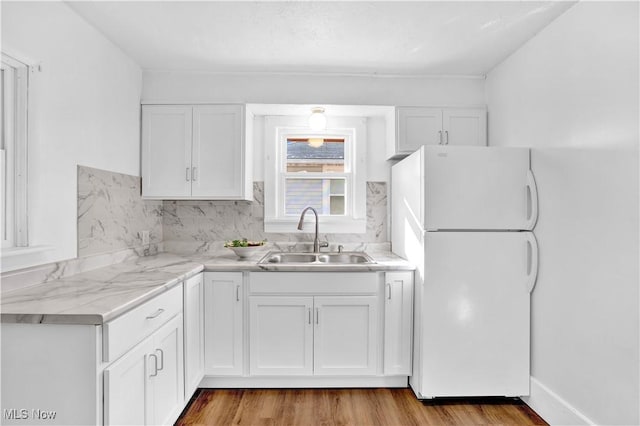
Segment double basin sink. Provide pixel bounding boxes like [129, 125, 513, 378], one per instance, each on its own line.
[259, 251, 375, 265]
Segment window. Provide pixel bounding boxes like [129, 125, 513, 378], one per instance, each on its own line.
[1, 54, 29, 249]
[264, 116, 367, 233]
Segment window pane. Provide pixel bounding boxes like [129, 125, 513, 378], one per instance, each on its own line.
[286, 138, 344, 173]
[285, 178, 345, 216]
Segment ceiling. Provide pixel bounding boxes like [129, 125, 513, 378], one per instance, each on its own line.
[66, 1, 575, 76]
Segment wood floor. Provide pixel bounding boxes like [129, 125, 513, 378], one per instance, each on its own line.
[175, 388, 548, 426]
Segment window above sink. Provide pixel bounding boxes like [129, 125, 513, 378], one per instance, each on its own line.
[263, 115, 367, 233]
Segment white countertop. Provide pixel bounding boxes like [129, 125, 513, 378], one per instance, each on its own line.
[1, 251, 413, 325]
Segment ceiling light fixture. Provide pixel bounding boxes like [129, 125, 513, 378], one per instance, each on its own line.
[307, 137, 324, 148]
[308, 107, 327, 131]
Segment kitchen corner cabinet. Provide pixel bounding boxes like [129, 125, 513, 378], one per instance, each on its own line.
[204, 272, 244, 375]
[1, 284, 187, 426]
[388, 107, 486, 159]
[141, 104, 252, 200]
[183, 273, 204, 400]
[383, 271, 414, 375]
[105, 314, 184, 426]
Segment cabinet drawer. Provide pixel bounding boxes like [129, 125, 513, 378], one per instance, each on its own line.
[103, 285, 183, 362]
[249, 272, 379, 294]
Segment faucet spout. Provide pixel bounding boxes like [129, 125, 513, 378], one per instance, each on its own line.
[297, 206, 321, 253]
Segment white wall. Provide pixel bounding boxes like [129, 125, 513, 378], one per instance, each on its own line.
[486, 2, 639, 425]
[143, 71, 486, 183]
[1, 1, 142, 271]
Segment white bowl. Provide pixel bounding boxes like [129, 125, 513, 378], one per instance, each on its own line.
[226, 246, 265, 259]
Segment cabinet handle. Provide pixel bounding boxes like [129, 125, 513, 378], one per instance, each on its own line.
[438, 130, 443, 145]
[146, 308, 164, 320]
[149, 353, 158, 377]
[192, 167, 198, 181]
[315, 308, 319, 325]
[236, 285, 240, 302]
[386, 283, 392, 300]
[445, 130, 449, 145]
[186, 167, 190, 182]
[308, 308, 311, 325]
[156, 349, 164, 371]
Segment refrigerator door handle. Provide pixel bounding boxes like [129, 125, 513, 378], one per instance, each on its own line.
[525, 170, 539, 230]
[525, 233, 539, 293]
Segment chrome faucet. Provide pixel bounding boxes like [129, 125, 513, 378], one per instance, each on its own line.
[297, 206, 328, 253]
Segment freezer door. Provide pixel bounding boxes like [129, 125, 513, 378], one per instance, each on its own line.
[424, 146, 537, 230]
[416, 231, 535, 398]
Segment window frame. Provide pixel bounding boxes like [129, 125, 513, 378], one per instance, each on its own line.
[264, 116, 367, 234]
[1, 53, 29, 249]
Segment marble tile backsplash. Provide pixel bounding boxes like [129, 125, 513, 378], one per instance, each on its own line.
[163, 181, 388, 254]
[78, 166, 163, 257]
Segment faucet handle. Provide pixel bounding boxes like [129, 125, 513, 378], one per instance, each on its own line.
[319, 241, 329, 251]
[337, 245, 344, 253]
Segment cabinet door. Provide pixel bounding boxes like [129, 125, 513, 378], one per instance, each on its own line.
[204, 272, 244, 375]
[183, 273, 204, 399]
[192, 105, 247, 199]
[384, 272, 414, 375]
[249, 296, 313, 376]
[104, 338, 153, 426]
[396, 107, 443, 154]
[442, 108, 487, 146]
[141, 105, 192, 198]
[313, 296, 378, 376]
[148, 314, 185, 426]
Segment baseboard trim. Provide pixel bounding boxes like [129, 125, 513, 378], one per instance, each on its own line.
[199, 375, 409, 388]
[522, 377, 595, 425]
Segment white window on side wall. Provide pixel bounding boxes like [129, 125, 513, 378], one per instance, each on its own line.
[264, 116, 367, 233]
[1, 53, 29, 249]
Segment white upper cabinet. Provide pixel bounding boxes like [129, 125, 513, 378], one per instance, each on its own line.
[142, 104, 252, 200]
[389, 106, 486, 158]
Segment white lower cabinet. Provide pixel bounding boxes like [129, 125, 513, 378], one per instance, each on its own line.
[204, 272, 244, 375]
[249, 296, 313, 375]
[104, 314, 184, 426]
[183, 273, 204, 399]
[383, 271, 414, 375]
[313, 296, 378, 376]
[249, 296, 378, 376]
[247, 272, 380, 377]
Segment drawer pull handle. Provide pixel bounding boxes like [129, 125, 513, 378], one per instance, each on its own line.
[156, 349, 164, 371]
[149, 353, 158, 377]
[146, 308, 165, 320]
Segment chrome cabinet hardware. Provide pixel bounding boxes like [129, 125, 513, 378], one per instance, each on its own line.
[149, 353, 158, 377]
[156, 349, 164, 371]
[146, 308, 165, 320]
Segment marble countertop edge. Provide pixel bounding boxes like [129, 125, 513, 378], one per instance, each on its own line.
[1, 252, 413, 325]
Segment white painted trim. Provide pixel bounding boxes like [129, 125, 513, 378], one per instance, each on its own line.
[142, 68, 486, 80]
[199, 375, 408, 389]
[263, 116, 367, 234]
[522, 377, 595, 426]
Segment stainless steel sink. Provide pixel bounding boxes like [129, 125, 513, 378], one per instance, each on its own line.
[258, 251, 375, 265]
[317, 253, 372, 264]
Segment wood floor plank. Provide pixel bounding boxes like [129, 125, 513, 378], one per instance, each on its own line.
[176, 388, 548, 426]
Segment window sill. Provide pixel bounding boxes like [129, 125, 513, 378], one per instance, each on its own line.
[1, 245, 56, 272]
[264, 217, 366, 234]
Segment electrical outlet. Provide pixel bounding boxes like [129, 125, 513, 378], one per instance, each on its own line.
[141, 230, 150, 246]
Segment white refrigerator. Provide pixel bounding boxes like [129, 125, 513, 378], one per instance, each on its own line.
[391, 145, 539, 399]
